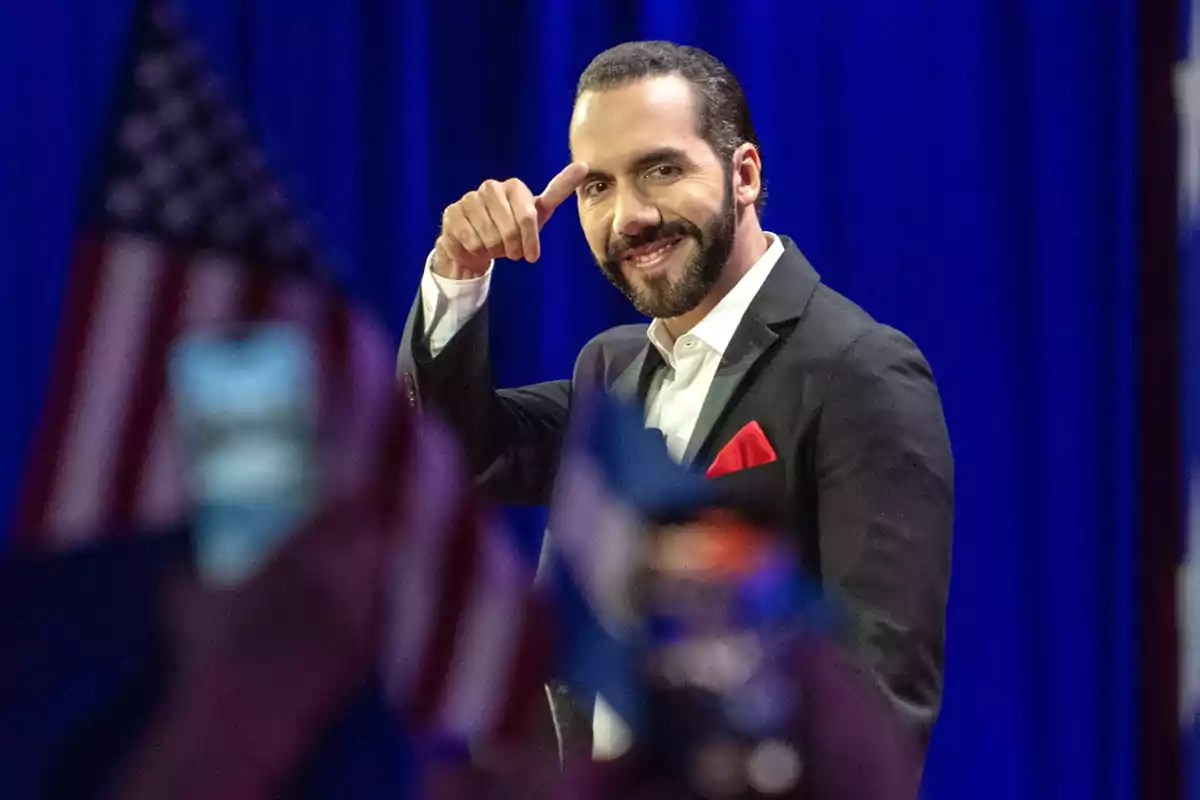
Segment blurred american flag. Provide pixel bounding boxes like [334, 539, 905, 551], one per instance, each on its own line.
[13, 0, 391, 550]
[10, 0, 548, 749]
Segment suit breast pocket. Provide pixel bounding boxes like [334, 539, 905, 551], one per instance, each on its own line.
[705, 459, 793, 530]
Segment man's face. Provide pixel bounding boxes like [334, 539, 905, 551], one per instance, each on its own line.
[569, 75, 736, 319]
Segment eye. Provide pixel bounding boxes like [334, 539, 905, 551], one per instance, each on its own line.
[645, 164, 682, 181]
[582, 180, 610, 198]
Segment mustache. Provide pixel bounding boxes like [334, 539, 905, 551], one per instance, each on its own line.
[606, 220, 701, 261]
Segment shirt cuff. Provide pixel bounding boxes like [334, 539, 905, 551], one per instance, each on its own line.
[419, 250, 493, 357]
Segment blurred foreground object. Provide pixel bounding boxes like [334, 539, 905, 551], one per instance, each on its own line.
[639, 510, 831, 797]
[1, 398, 551, 799]
[542, 388, 715, 759]
[637, 510, 918, 799]
[167, 322, 320, 587]
[112, 499, 392, 800]
[446, 466, 921, 798]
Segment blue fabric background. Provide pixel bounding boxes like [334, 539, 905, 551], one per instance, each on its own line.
[0, 1, 1139, 796]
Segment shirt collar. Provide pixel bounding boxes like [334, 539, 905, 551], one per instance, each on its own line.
[647, 232, 785, 365]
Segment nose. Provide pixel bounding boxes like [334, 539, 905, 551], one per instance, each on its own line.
[612, 185, 660, 239]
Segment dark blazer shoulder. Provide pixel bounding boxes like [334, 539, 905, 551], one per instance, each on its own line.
[584, 322, 650, 352]
[753, 236, 893, 367]
[796, 280, 936, 378]
[572, 322, 649, 391]
[799, 282, 882, 357]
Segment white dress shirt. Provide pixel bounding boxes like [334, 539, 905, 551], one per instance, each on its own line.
[418, 233, 787, 758]
[421, 233, 785, 464]
[641, 233, 785, 463]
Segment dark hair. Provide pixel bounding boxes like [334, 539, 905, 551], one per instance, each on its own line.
[575, 40, 766, 214]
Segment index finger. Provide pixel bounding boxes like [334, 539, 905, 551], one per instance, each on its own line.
[535, 162, 588, 223]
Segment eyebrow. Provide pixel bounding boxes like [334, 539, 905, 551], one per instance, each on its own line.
[581, 147, 694, 185]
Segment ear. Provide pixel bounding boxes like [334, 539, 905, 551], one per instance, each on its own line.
[731, 143, 763, 210]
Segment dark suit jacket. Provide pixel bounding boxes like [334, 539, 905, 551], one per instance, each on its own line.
[397, 236, 954, 759]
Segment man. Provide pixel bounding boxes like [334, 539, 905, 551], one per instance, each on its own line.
[397, 40, 954, 764]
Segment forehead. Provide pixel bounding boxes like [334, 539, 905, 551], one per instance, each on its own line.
[569, 74, 710, 168]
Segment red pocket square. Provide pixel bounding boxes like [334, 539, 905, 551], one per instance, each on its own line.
[704, 421, 777, 479]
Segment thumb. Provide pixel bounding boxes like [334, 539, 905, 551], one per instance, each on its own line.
[534, 162, 588, 226]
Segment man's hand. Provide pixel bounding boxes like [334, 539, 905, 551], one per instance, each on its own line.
[433, 162, 589, 279]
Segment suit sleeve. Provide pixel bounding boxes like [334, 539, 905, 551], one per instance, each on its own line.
[397, 289, 570, 507]
[813, 325, 954, 755]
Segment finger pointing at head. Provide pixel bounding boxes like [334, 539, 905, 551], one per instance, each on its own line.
[534, 162, 589, 226]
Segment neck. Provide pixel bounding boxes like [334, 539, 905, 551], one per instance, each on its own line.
[660, 217, 769, 340]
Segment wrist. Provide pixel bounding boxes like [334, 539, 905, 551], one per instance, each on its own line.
[431, 243, 486, 281]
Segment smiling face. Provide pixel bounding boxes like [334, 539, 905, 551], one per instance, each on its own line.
[569, 75, 739, 320]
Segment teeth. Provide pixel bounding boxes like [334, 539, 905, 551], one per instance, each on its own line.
[627, 238, 677, 267]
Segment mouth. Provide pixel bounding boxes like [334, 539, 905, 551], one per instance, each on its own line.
[621, 236, 684, 271]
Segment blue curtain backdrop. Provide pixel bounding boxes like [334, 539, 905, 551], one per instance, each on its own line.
[0, 1, 1139, 797]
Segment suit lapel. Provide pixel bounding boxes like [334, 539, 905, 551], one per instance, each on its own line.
[681, 318, 778, 467]
[610, 342, 661, 408]
[681, 237, 824, 468]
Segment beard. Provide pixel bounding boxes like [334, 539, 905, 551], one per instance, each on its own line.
[598, 179, 737, 319]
